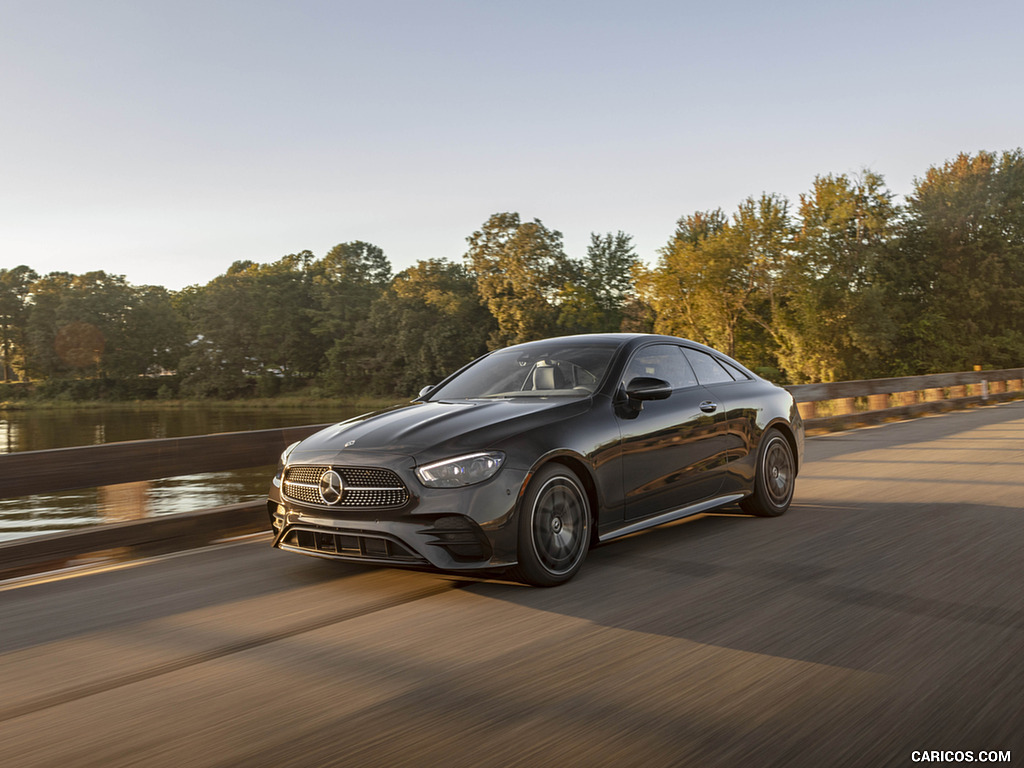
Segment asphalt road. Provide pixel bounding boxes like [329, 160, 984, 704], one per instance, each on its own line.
[2, 402, 1022, 768]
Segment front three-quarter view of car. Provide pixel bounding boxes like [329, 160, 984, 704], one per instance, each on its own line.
[268, 333, 804, 586]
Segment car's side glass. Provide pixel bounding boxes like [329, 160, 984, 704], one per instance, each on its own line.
[682, 348, 734, 385]
[719, 359, 750, 381]
[622, 345, 698, 390]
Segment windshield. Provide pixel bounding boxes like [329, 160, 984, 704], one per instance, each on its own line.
[428, 340, 620, 400]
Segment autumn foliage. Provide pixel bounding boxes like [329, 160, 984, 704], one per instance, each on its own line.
[1, 150, 1022, 398]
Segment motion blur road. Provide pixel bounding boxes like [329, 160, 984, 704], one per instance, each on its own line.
[2, 402, 1022, 767]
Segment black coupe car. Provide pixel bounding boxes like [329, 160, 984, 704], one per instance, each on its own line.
[269, 333, 803, 586]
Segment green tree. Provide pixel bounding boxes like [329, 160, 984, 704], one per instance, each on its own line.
[365, 259, 495, 395]
[731, 193, 794, 358]
[24, 272, 74, 379]
[642, 196, 792, 366]
[178, 262, 270, 397]
[557, 231, 640, 333]
[889, 150, 1024, 372]
[21, 270, 186, 381]
[464, 213, 575, 348]
[114, 285, 186, 376]
[778, 171, 899, 382]
[252, 251, 322, 380]
[179, 255, 321, 397]
[312, 241, 393, 395]
[0, 265, 38, 381]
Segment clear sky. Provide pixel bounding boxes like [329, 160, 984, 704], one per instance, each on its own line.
[2, 0, 1022, 290]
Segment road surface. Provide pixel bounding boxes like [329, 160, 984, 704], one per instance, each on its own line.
[1, 402, 1022, 767]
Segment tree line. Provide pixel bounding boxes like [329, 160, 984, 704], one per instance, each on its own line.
[1, 149, 1022, 400]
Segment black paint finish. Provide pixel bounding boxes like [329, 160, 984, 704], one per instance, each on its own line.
[268, 334, 804, 582]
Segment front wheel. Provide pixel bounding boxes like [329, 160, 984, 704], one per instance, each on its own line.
[740, 428, 795, 517]
[510, 464, 591, 587]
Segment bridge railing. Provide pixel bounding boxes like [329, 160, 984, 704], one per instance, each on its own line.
[0, 423, 332, 500]
[1, 367, 1022, 575]
[787, 367, 1024, 428]
[0, 423, 333, 574]
[2, 367, 1023, 504]
[0, 370, 1019, 507]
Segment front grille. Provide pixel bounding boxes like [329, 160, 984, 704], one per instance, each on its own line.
[280, 527, 423, 562]
[282, 465, 410, 509]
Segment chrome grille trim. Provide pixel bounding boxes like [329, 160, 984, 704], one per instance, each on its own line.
[282, 465, 410, 509]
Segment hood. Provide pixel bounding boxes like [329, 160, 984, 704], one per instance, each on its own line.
[290, 398, 589, 463]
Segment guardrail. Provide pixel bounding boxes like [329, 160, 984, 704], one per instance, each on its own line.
[787, 367, 1024, 429]
[3, 367, 1023, 502]
[0, 423, 333, 499]
[1, 367, 1022, 576]
[0, 423, 331, 577]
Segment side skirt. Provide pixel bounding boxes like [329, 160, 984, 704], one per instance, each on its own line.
[598, 493, 747, 543]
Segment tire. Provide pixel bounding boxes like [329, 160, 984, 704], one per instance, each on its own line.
[510, 464, 591, 587]
[740, 428, 795, 517]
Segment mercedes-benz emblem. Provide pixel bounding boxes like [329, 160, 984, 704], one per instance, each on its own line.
[318, 469, 345, 505]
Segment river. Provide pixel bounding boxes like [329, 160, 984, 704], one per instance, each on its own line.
[0, 404, 379, 542]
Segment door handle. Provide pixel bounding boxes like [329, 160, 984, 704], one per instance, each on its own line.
[699, 400, 718, 413]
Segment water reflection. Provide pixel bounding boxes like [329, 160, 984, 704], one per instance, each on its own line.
[0, 405, 375, 542]
[0, 418, 18, 455]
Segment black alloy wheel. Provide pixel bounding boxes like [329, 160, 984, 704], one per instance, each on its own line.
[511, 464, 591, 587]
[740, 428, 795, 517]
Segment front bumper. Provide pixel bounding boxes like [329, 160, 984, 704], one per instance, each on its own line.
[269, 460, 528, 572]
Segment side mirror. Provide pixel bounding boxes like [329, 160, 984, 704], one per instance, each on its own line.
[417, 385, 435, 399]
[625, 376, 672, 401]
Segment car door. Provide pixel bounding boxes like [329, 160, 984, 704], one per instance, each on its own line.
[681, 347, 758, 495]
[617, 344, 727, 521]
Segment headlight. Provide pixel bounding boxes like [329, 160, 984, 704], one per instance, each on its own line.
[415, 452, 505, 488]
[273, 441, 302, 486]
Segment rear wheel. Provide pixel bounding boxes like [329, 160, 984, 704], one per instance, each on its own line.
[511, 464, 590, 587]
[740, 428, 795, 517]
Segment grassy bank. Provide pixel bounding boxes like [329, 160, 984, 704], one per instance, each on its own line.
[0, 395, 406, 413]
[0, 377, 407, 413]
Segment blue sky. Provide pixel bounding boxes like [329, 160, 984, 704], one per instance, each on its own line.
[2, 0, 1022, 290]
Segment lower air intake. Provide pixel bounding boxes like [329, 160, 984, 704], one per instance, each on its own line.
[281, 526, 423, 562]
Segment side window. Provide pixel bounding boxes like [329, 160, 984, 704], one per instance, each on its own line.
[682, 348, 734, 385]
[720, 359, 750, 381]
[623, 345, 698, 390]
